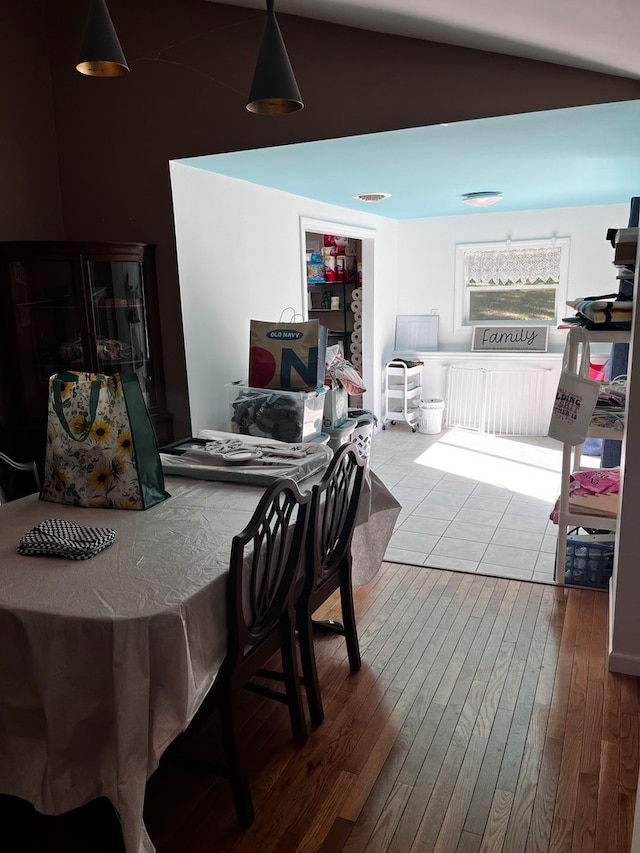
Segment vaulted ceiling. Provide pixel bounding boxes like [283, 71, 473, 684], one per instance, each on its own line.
[215, 0, 640, 79]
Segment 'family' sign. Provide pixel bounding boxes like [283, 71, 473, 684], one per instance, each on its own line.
[471, 325, 549, 352]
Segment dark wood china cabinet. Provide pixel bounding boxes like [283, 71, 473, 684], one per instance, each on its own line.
[0, 241, 173, 468]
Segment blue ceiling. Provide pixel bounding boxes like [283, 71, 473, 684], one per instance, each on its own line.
[176, 100, 640, 219]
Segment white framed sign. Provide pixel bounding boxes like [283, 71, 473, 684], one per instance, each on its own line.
[471, 325, 549, 352]
[395, 314, 439, 352]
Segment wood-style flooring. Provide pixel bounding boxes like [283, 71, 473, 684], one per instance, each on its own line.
[2, 562, 638, 852]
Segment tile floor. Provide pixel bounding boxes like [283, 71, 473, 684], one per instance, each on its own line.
[369, 423, 575, 583]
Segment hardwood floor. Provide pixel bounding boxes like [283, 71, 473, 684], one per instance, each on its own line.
[2, 563, 638, 852]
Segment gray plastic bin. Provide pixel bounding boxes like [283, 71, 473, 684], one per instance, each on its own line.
[326, 418, 357, 453]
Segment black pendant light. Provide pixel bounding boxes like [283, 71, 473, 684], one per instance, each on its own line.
[76, 0, 129, 77]
[246, 0, 303, 115]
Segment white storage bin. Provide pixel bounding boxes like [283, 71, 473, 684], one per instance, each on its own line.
[227, 382, 325, 443]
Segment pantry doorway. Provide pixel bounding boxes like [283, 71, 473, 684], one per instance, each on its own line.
[299, 217, 377, 418]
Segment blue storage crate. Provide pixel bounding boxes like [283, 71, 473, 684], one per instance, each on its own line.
[557, 533, 615, 589]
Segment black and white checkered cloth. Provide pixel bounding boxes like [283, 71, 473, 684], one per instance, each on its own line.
[18, 519, 117, 560]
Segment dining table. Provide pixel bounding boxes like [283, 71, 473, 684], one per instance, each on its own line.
[0, 435, 400, 853]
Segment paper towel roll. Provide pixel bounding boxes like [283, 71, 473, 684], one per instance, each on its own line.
[353, 319, 362, 332]
[350, 301, 361, 314]
[351, 288, 362, 301]
[351, 329, 362, 344]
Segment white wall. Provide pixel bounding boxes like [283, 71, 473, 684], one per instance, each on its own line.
[169, 163, 398, 433]
[390, 203, 628, 415]
[397, 204, 628, 353]
[171, 169, 627, 433]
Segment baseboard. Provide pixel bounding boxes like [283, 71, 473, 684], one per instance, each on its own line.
[608, 650, 640, 676]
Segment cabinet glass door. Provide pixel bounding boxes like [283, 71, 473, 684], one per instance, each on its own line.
[89, 260, 156, 408]
[8, 258, 88, 417]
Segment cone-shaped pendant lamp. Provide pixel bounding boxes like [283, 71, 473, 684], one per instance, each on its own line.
[76, 0, 129, 77]
[246, 0, 303, 114]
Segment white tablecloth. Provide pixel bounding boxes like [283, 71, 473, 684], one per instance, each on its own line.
[0, 472, 400, 852]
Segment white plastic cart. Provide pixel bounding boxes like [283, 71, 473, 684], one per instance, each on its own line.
[382, 360, 422, 432]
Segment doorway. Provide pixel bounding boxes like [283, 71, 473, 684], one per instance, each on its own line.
[303, 229, 362, 404]
[299, 217, 377, 418]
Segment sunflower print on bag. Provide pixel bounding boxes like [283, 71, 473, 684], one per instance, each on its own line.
[90, 420, 111, 443]
[40, 372, 146, 509]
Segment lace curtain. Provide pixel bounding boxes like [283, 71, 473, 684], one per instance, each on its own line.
[465, 247, 561, 287]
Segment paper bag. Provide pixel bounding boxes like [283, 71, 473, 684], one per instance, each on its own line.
[548, 330, 601, 446]
[40, 371, 170, 509]
[249, 319, 327, 391]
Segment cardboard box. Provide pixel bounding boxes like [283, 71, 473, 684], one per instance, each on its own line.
[614, 228, 638, 264]
[306, 252, 325, 283]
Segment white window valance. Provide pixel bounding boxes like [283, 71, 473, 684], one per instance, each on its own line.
[464, 247, 562, 286]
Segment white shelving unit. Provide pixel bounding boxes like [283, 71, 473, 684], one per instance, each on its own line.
[382, 360, 422, 432]
[555, 327, 630, 584]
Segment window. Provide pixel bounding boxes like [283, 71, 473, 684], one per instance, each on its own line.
[455, 238, 569, 327]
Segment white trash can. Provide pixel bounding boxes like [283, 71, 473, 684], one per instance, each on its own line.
[418, 399, 444, 435]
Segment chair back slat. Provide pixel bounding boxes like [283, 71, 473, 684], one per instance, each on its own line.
[293, 443, 367, 726]
[307, 444, 366, 591]
[227, 478, 309, 661]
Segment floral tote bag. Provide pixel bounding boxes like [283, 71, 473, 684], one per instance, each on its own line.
[40, 371, 170, 510]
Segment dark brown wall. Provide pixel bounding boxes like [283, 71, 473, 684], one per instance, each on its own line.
[19, 1, 640, 436]
[2, 1, 63, 239]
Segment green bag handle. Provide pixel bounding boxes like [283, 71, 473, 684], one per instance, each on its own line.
[51, 372, 102, 442]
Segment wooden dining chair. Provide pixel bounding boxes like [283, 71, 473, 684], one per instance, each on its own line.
[162, 477, 310, 826]
[0, 452, 41, 504]
[297, 443, 367, 726]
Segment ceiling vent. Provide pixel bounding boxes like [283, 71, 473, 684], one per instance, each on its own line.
[353, 192, 391, 203]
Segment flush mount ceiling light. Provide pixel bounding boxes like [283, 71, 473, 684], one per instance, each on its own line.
[76, 0, 129, 77]
[246, 0, 303, 115]
[462, 191, 503, 207]
[353, 192, 391, 203]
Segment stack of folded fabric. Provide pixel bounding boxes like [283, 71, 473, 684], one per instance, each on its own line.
[18, 519, 116, 560]
[563, 295, 633, 330]
[590, 378, 626, 431]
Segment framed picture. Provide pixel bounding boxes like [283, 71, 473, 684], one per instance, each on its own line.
[471, 325, 549, 352]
